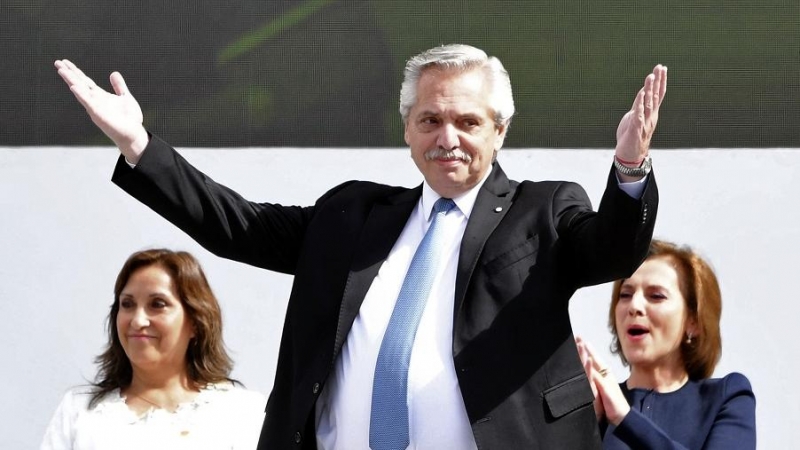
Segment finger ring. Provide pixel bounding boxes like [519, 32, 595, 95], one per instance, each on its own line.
[598, 368, 609, 377]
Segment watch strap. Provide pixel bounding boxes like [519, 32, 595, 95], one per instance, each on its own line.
[614, 155, 652, 177]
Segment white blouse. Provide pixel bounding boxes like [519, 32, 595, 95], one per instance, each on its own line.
[41, 383, 266, 450]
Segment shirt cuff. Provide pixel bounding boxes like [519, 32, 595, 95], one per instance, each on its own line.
[615, 173, 648, 199]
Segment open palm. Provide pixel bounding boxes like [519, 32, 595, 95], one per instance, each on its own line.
[54, 59, 148, 158]
[615, 65, 667, 162]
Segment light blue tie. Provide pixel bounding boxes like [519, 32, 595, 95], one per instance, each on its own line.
[369, 197, 456, 450]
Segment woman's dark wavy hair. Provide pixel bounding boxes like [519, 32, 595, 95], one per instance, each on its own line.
[609, 239, 723, 380]
[89, 249, 234, 407]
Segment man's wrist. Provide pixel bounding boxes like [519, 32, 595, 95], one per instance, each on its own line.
[614, 155, 651, 177]
[119, 128, 150, 166]
[614, 155, 645, 166]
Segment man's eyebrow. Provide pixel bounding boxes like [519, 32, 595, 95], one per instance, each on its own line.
[414, 109, 483, 119]
[413, 109, 440, 118]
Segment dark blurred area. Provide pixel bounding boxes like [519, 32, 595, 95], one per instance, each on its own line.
[2, 0, 799, 148]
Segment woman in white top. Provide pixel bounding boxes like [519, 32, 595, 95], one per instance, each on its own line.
[41, 249, 266, 450]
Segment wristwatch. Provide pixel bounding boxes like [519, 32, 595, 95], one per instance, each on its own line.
[614, 155, 652, 177]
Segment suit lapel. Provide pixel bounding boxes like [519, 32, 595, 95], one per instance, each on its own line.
[454, 164, 516, 318]
[332, 186, 421, 359]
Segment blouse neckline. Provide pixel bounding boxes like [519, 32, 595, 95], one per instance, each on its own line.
[96, 382, 235, 423]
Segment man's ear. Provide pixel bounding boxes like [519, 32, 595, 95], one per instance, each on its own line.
[494, 123, 508, 151]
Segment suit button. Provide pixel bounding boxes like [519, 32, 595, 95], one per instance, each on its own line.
[312, 382, 320, 394]
[294, 431, 302, 444]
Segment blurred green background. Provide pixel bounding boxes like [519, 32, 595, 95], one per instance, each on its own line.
[3, 0, 798, 148]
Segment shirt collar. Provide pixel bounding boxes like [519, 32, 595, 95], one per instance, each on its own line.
[420, 165, 493, 221]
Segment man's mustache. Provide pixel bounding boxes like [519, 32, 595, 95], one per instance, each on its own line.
[423, 148, 472, 163]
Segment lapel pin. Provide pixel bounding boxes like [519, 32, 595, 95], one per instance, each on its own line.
[494, 206, 503, 213]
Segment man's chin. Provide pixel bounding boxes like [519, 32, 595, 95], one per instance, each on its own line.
[429, 174, 478, 197]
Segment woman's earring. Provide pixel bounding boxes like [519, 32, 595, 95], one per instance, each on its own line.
[686, 333, 693, 344]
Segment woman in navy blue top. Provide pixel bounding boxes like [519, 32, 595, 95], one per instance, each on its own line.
[577, 240, 756, 449]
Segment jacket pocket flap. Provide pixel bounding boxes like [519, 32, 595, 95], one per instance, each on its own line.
[484, 234, 539, 274]
[542, 373, 594, 418]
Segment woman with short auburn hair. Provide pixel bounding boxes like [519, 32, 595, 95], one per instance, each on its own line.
[577, 239, 756, 449]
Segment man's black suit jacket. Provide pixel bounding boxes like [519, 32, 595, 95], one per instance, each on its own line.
[113, 135, 658, 450]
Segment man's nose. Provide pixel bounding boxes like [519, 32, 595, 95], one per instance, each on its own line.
[436, 123, 459, 150]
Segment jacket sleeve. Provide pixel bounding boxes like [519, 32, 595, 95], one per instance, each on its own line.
[612, 373, 756, 450]
[697, 373, 757, 450]
[111, 134, 315, 274]
[554, 166, 659, 289]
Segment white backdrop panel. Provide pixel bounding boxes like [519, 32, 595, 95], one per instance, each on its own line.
[1, 146, 796, 448]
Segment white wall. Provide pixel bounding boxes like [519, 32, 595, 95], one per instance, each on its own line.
[2, 146, 797, 448]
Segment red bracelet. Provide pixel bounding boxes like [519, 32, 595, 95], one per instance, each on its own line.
[614, 155, 645, 166]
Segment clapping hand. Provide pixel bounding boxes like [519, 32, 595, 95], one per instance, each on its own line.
[575, 336, 631, 426]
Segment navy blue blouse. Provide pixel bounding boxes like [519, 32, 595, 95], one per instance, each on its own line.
[602, 372, 756, 449]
